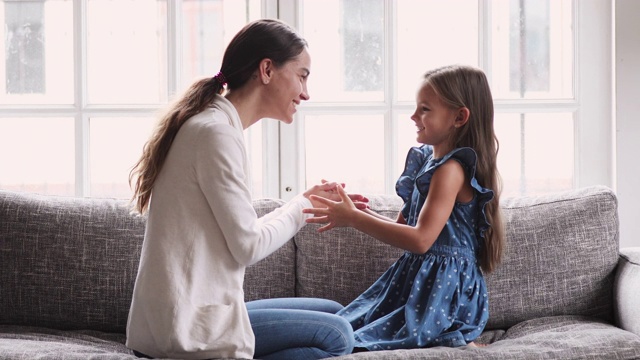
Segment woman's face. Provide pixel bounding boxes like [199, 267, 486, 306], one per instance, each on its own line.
[266, 48, 311, 123]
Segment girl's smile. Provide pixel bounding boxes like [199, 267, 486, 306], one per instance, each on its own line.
[411, 83, 457, 156]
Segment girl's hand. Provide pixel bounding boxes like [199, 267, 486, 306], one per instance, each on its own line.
[303, 184, 358, 232]
[303, 180, 369, 210]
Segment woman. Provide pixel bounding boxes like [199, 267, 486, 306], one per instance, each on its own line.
[126, 19, 364, 360]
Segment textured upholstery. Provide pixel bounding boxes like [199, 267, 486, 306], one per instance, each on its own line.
[1, 186, 639, 360]
[0, 191, 146, 333]
[3, 316, 640, 360]
[243, 198, 297, 302]
[0, 191, 295, 334]
[331, 316, 640, 359]
[615, 247, 640, 336]
[0, 326, 132, 358]
[484, 186, 619, 329]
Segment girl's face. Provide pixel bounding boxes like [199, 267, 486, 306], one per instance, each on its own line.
[265, 48, 311, 124]
[410, 82, 457, 152]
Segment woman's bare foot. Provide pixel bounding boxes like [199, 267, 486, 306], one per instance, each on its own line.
[468, 342, 488, 347]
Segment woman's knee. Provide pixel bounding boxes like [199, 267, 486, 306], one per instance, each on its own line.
[302, 298, 345, 314]
[250, 309, 354, 358]
[246, 297, 344, 313]
[324, 314, 355, 355]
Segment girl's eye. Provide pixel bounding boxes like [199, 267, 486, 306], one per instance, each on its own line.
[422, 107, 429, 112]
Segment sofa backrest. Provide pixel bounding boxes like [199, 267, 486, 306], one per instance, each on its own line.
[0, 191, 145, 333]
[295, 195, 405, 303]
[0, 186, 619, 333]
[484, 185, 618, 329]
[295, 186, 620, 330]
[0, 190, 294, 333]
[244, 198, 297, 302]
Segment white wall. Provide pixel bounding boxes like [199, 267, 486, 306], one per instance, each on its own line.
[615, 0, 640, 248]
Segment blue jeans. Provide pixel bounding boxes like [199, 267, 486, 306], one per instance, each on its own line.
[247, 298, 355, 360]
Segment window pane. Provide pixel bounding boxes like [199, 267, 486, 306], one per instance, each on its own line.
[495, 113, 574, 197]
[181, 0, 261, 89]
[491, 0, 573, 99]
[87, 0, 167, 104]
[304, 114, 385, 194]
[301, 0, 384, 102]
[396, 0, 478, 102]
[89, 117, 156, 199]
[395, 112, 574, 198]
[395, 112, 422, 178]
[0, 117, 74, 195]
[0, 0, 74, 104]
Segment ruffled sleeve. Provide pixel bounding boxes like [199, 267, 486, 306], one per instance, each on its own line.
[445, 148, 495, 239]
[395, 145, 433, 220]
[412, 147, 494, 239]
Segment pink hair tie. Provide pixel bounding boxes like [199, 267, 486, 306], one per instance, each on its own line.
[213, 71, 227, 86]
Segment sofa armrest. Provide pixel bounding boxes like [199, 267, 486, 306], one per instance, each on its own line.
[614, 247, 640, 336]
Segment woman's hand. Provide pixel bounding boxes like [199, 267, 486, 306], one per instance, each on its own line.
[303, 184, 358, 232]
[303, 180, 369, 210]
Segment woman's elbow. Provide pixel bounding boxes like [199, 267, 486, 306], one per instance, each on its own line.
[228, 245, 260, 267]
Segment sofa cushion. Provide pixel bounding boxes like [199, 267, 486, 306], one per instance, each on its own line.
[328, 316, 640, 359]
[0, 190, 146, 333]
[0, 190, 296, 333]
[244, 198, 297, 302]
[485, 186, 619, 329]
[0, 325, 134, 360]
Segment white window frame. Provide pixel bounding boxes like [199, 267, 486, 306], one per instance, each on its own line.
[614, 0, 640, 249]
[0, 0, 613, 204]
[0, 0, 274, 198]
[271, 0, 613, 201]
[70, 0, 179, 196]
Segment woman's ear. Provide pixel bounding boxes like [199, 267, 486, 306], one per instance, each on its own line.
[258, 58, 273, 85]
[454, 107, 470, 128]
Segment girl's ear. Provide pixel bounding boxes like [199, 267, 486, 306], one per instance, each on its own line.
[454, 107, 470, 128]
[258, 58, 273, 85]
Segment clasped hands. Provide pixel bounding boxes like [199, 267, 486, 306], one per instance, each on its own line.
[302, 180, 367, 232]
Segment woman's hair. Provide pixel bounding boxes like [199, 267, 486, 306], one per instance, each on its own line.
[424, 64, 505, 273]
[129, 19, 308, 214]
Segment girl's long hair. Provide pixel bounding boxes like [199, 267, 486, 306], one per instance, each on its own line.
[129, 19, 307, 214]
[424, 65, 505, 273]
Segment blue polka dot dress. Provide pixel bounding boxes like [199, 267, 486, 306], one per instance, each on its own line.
[337, 145, 494, 351]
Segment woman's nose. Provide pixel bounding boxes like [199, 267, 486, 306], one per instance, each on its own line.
[300, 88, 310, 101]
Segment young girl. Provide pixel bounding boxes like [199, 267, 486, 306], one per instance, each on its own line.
[304, 64, 505, 351]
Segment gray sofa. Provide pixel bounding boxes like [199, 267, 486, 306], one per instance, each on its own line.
[1, 185, 639, 359]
